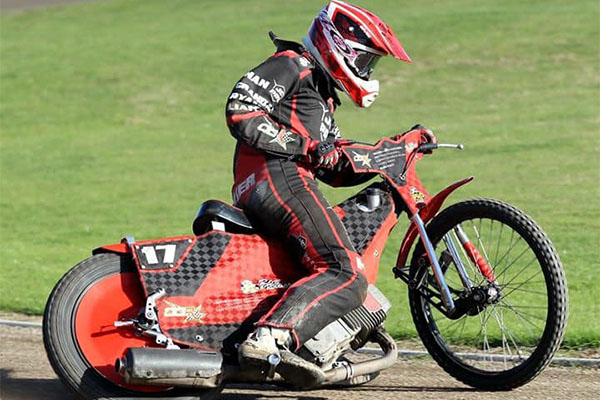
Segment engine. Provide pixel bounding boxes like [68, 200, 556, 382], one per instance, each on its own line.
[298, 285, 391, 369]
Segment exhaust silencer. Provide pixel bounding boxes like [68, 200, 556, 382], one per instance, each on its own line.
[116, 348, 223, 388]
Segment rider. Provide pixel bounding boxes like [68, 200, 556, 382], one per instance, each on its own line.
[225, 0, 434, 382]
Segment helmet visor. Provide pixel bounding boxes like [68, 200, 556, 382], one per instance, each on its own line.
[353, 50, 380, 79]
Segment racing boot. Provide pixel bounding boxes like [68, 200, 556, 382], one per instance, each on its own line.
[238, 326, 281, 365]
[238, 326, 325, 388]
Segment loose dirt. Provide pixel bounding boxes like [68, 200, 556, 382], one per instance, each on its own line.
[1, 321, 598, 400]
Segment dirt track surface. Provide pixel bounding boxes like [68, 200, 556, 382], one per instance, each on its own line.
[1, 322, 598, 400]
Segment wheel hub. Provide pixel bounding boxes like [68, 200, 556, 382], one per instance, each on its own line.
[449, 284, 503, 319]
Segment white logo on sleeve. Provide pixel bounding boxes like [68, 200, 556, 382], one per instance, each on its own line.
[269, 129, 295, 150]
[269, 80, 286, 103]
[245, 71, 270, 89]
[233, 173, 256, 203]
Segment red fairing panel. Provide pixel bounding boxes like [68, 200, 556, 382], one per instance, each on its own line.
[132, 232, 306, 350]
[361, 209, 397, 284]
[129, 186, 397, 350]
[92, 243, 130, 255]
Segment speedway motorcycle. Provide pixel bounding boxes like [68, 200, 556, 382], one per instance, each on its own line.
[43, 129, 568, 399]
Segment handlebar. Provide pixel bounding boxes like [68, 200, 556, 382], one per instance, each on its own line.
[335, 139, 464, 153]
[417, 143, 464, 153]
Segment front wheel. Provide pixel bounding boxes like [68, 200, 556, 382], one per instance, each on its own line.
[43, 253, 222, 399]
[408, 199, 568, 390]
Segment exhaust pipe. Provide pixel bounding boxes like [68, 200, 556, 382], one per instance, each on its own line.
[116, 328, 397, 389]
[323, 327, 397, 385]
[116, 348, 223, 388]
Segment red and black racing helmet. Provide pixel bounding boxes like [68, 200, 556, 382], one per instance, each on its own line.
[303, 1, 411, 107]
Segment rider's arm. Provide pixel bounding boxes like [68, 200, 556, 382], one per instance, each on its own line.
[225, 54, 310, 158]
[315, 120, 375, 186]
[315, 159, 375, 187]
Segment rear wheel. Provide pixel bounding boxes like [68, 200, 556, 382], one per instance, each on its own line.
[43, 253, 222, 399]
[408, 199, 568, 390]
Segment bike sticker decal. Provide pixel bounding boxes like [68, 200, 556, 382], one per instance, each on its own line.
[240, 278, 290, 295]
[136, 233, 232, 296]
[163, 300, 207, 323]
[410, 187, 426, 203]
[353, 151, 372, 168]
[343, 139, 407, 188]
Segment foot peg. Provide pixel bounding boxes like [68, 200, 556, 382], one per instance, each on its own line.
[266, 353, 281, 378]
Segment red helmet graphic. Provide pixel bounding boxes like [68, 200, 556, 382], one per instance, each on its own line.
[303, 1, 411, 107]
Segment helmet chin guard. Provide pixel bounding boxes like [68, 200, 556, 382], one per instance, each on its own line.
[303, 1, 410, 108]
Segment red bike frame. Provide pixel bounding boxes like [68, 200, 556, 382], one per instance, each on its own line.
[340, 129, 493, 314]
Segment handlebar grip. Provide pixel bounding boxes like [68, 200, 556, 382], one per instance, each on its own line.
[417, 143, 438, 153]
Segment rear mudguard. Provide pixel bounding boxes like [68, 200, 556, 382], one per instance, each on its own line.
[92, 242, 131, 256]
[396, 176, 474, 268]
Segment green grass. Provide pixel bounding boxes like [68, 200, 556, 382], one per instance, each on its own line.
[1, 0, 598, 348]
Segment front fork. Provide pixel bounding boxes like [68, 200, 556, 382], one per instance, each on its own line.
[412, 214, 496, 314]
[412, 214, 456, 313]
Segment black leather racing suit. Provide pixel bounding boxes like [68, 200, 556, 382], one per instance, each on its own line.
[225, 38, 370, 350]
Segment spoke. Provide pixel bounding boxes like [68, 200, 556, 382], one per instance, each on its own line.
[488, 219, 495, 266]
[498, 305, 547, 323]
[440, 314, 469, 339]
[501, 256, 539, 289]
[496, 304, 546, 309]
[472, 221, 492, 268]
[498, 306, 510, 369]
[501, 279, 546, 287]
[490, 305, 524, 364]
[501, 270, 545, 297]
[442, 272, 462, 289]
[481, 308, 491, 367]
[495, 246, 533, 283]
[494, 223, 504, 267]
[500, 298, 545, 340]
[494, 230, 524, 273]
[458, 314, 469, 339]
[437, 313, 468, 331]
[504, 287, 549, 296]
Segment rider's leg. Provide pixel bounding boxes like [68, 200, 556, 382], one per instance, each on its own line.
[239, 159, 368, 355]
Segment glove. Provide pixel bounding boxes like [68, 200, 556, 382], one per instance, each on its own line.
[307, 140, 340, 169]
[404, 124, 437, 154]
[408, 124, 437, 144]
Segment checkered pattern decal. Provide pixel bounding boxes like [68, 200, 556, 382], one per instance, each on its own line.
[167, 323, 242, 349]
[338, 184, 394, 254]
[133, 232, 304, 350]
[139, 233, 231, 297]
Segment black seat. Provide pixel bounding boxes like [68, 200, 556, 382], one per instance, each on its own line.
[192, 200, 256, 235]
